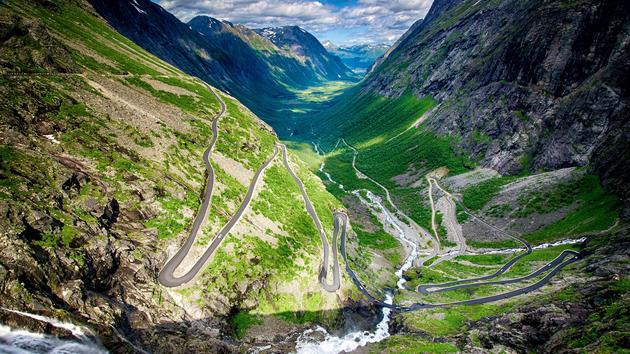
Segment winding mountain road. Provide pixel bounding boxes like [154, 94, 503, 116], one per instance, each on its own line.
[159, 82, 341, 291]
[158, 80, 581, 311]
[338, 203, 581, 311]
[281, 144, 341, 292]
[340, 139, 440, 263]
[330, 142, 582, 311]
[158, 83, 279, 287]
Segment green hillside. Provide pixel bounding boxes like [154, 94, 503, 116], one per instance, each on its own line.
[0, 0, 354, 351]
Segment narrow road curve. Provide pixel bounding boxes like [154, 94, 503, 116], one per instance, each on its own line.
[418, 249, 581, 294]
[340, 139, 439, 262]
[339, 209, 582, 310]
[281, 144, 340, 292]
[158, 84, 278, 287]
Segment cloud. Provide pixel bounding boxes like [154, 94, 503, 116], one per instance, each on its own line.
[157, 0, 434, 45]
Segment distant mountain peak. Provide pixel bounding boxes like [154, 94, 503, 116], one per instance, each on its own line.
[325, 42, 389, 73]
[188, 15, 233, 32]
[254, 26, 355, 80]
[322, 40, 336, 50]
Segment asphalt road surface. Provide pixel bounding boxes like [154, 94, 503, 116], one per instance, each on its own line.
[281, 144, 340, 292]
[157, 82, 581, 308]
[158, 84, 277, 287]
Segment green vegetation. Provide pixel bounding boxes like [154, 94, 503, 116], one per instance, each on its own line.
[516, 173, 616, 217]
[354, 218, 402, 266]
[216, 96, 276, 169]
[35, 225, 78, 248]
[486, 203, 512, 217]
[456, 208, 470, 223]
[292, 80, 355, 103]
[353, 217, 399, 251]
[564, 279, 630, 352]
[124, 76, 218, 117]
[394, 187, 433, 230]
[461, 176, 516, 210]
[520, 174, 620, 244]
[252, 165, 318, 250]
[435, 211, 456, 247]
[402, 303, 516, 336]
[370, 335, 459, 353]
[315, 88, 435, 147]
[230, 311, 262, 339]
[456, 253, 513, 266]
[145, 191, 199, 240]
[354, 126, 469, 188]
[11, 0, 174, 75]
[320, 146, 381, 196]
[404, 267, 455, 288]
[285, 141, 324, 171]
[514, 109, 530, 122]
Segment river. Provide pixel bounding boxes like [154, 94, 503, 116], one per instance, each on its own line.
[293, 161, 419, 353]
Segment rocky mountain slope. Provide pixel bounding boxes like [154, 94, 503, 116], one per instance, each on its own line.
[187, 16, 325, 88]
[87, 0, 356, 125]
[256, 26, 356, 81]
[0, 0, 359, 352]
[315, 0, 629, 211]
[323, 41, 389, 73]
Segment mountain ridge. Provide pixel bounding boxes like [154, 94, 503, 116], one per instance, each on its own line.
[87, 0, 356, 124]
[255, 25, 356, 81]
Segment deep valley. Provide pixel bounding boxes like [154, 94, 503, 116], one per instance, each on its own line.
[0, 0, 628, 353]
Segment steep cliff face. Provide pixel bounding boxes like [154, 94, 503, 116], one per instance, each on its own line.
[187, 16, 321, 87]
[87, 0, 289, 109]
[359, 0, 629, 206]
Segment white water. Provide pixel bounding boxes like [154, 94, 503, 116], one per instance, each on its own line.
[0, 324, 107, 354]
[293, 185, 421, 353]
[294, 293, 393, 354]
[43, 134, 60, 144]
[314, 143, 346, 191]
[477, 237, 587, 255]
[0, 308, 95, 343]
[362, 191, 418, 289]
[319, 162, 345, 191]
[293, 143, 420, 353]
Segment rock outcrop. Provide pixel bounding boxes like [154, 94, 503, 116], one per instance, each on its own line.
[360, 0, 630, 208]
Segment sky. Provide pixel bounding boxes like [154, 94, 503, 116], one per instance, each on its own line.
[156, 0, 434, 45]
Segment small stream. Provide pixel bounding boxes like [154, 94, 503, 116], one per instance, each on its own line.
[362, 191, 418, 290]
[294, 158, 419, 353]
[477, 237, 587, 255]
